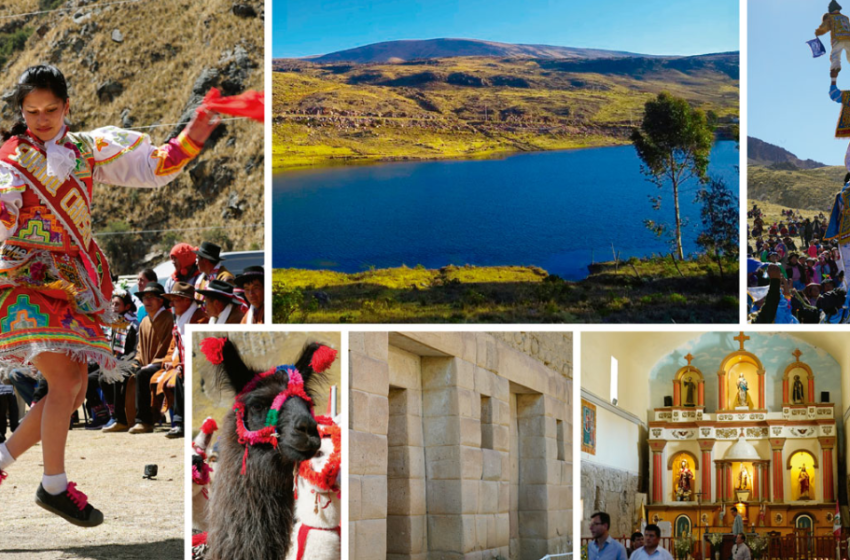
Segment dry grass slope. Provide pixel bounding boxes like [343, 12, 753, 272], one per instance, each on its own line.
[272, 54, 739, 169]
[0, 0, 264, 274]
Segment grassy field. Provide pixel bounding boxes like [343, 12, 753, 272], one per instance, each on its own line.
[272, 258, 739, 324]
[272, 54, 739, 169]
[748, 164, 844, 213]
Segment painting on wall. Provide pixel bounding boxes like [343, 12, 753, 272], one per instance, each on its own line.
[582, 399, 596, 455]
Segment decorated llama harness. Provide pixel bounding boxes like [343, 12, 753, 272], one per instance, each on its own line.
[293, 416, 342, 560]
[233, 364, 314, 475]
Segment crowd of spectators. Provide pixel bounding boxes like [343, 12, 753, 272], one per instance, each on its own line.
[1, 241, 265, 439]
[748, 205, 848, 323]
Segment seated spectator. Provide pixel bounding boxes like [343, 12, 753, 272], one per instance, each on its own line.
[152, 282, 207, 439]
[234, 265, 264, 324]
[133, 269, 157, 323]
[194, 242, 235, 298]
[165, 243, 201, 294]
[101, 292, 140, 433]
[130, 282, 174, 434]
[197, 280, 245, 324]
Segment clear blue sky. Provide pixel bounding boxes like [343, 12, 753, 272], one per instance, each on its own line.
[273, 0, 739, 59]
[749, 0, 849, 165]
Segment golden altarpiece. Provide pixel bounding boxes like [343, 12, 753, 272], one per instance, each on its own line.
[646, 334, 837, 539]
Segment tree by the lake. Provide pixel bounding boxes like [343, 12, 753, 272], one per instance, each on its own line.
[695, 177, 738, 278]
[631, 92, 715, 260]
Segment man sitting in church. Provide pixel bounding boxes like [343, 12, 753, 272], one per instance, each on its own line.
[197, 280, 245, 324]
[628, 532, 644, 558]
[630, 525, 672, 560]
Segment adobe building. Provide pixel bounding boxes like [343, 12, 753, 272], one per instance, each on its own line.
[349, 332, 572, 560]
[581, 331, 850, 547]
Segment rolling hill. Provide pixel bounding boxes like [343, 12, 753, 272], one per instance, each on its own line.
[299, 38, 653, 64]
[748, 137, 826, 169]
[272, 40, 739, 169]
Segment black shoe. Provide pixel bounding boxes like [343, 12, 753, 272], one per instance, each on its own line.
[35, 482, 104, 527]
[165, 426, 184, 439]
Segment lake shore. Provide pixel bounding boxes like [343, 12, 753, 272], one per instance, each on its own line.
[272, 257, 739, 324]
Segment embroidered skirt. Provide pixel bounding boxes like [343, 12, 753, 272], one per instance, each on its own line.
[0, 244, 118, 378]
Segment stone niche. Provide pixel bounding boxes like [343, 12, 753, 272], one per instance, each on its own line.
[349, 332, 572, 560]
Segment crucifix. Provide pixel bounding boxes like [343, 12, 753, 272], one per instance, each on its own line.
[734, 332, 750, 351]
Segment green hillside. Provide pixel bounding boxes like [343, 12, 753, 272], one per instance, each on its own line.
[272, 54, 739, 169]
[748, 164, 844, 212]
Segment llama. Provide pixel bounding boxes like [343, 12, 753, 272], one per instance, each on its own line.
[285, 415, 341, 560]
[196, 337, 337, 560]
[192, 417, 217, 532]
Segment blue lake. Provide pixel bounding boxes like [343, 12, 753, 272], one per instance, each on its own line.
[272, 141, 739, 281]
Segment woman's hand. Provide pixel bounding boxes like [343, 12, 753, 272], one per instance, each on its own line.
[184, 106, 221, 146]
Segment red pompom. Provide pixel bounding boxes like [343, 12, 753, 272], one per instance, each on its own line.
[200, 337, 227, 365]
[310, 345, 337, 373]
[192, 532, 208, 547]
[200, 417, 218, 435]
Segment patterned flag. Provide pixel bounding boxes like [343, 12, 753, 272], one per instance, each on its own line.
[808, 37, 826, 58]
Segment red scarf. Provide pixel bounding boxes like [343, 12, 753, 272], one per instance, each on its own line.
[0, 134, 112, 305]
[202, 88, 264, 123]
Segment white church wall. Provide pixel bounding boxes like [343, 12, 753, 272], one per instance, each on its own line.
[583, 405, 641, 474]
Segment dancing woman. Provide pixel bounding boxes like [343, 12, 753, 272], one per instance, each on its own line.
[0, 65, 218, 526]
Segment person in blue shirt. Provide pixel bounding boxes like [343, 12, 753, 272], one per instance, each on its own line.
[589, 512, 628, 560]
[630, 525, 673, 560]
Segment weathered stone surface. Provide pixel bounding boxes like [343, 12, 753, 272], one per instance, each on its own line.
[364, 332, 389, 362]
[111, 28, 123, 42]
[350, 430, 387, 475]
[490, 332, 572, 378]
[368, 393, 389, 435]
[388, 477, 426, 516]
[482, 449, 502, 481]
[350, 351, 389, 397]
[350, 389, 369, 432]
[388, 445, 426, 480]
[580, 461, 641, 539]
[349, 475, 362, 521]
[386, 514, 427, 554]
[361, 475, 388, 520]
[355, 519, 387, 559]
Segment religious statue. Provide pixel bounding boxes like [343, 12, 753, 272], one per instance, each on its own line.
[683, 376, 696, 406]
[736, 372, 749, 407]
[759, 503, 766, 527]
[799, 464, 811, 499]
[793, 375, 805, 404]
[738, 466, 750, 490]
[676, 459, 694, 501]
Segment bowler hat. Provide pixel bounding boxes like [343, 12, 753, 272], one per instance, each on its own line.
[193, 242, 225, 263]
[163, 281, 196, 301]
[134, 282, 166, 299]
[233, 265, 264, 287]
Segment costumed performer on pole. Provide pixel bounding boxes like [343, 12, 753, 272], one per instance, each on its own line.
[0, 65, 219, 526]
[817, 0, 850, 83]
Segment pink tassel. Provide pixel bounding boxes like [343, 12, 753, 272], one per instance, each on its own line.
[310, 346, 337, 373]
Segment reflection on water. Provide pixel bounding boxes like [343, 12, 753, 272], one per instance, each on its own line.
[273, 142, 738, 280]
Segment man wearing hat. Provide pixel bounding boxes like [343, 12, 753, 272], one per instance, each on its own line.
[194, 242, 235, 298]
[130, 283, 174, 434]
[196, 279, 245, 324]
[150, 282, 207, 438]
[234, 265, 264, 324]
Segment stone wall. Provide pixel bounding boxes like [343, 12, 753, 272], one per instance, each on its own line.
[350, 332, 572, 560]
[490, 332, 573, 379]
[580, 462, 642, 540]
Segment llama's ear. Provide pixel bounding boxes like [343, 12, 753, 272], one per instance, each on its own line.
[294, 342, 336, 392]
[201, 337, 256, 395]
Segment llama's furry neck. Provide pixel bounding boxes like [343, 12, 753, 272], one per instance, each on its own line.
[206, 412, 298, 560]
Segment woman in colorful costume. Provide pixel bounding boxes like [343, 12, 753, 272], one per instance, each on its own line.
[0, 65, 218, 526]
